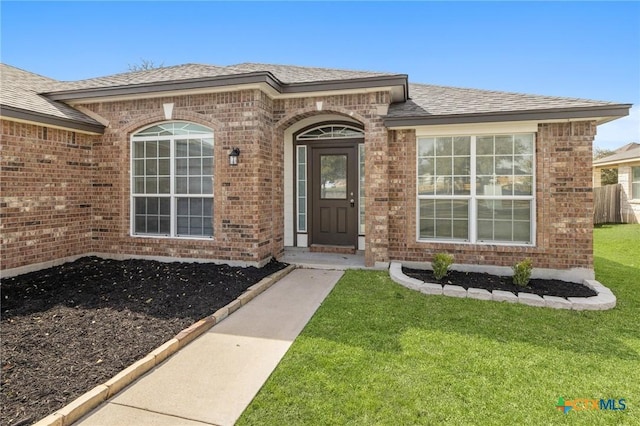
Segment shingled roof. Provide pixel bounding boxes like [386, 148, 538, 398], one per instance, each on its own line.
[0, 62, 631, 132]
[593, 143, 640, 166]
[0, 64, 104, 133]
[384, 83, 630, 126]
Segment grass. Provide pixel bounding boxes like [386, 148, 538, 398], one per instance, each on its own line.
[238, 224, 640, 425]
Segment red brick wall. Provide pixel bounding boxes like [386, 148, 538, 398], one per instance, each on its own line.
[387, 121, 596, 270]
[1, 91, 597, 273]
[1, 121, 97, 270]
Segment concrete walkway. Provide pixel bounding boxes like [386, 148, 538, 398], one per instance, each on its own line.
[77, 269, 342, 426]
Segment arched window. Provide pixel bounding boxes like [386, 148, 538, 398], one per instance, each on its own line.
[131, 122, 214, 238]
[297, 124, 364, 140]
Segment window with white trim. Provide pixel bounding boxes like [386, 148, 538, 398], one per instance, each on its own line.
[632, 166, 640, 199]
[131, 122, 214, 238]
[418, 133, 535, 244]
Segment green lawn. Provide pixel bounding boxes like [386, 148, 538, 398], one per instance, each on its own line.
[239, 225, 640, 425]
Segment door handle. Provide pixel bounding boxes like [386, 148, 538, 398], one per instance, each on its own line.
[350, 198, 355, 207]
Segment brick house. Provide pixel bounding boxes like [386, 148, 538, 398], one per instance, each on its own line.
[0, 63, 631, 279]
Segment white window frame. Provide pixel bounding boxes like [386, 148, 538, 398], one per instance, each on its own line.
[416, 131, 536, 246]
[632, 166, 640, 200]
[130, 122, 214, 240]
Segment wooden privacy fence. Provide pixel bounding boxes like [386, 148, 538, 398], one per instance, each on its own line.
[594, 184, 621, 224]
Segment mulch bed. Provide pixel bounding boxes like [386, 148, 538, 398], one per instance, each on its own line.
[402, 268, 597, 298]
[1, 256, 287, 426]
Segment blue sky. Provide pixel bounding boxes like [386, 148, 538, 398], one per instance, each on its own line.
[2, 1, 638, 149]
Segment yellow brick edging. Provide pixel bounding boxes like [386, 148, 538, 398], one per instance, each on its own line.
[32, 264, 296, 426]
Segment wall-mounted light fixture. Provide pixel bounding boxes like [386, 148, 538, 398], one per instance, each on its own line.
[229, 148, 240, 166]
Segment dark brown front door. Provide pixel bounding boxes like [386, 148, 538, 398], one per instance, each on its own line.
[310, 146, 358, 246]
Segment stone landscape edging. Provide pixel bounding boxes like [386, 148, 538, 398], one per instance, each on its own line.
[32, 264, 296, 426]
[389, 262, 616, 311]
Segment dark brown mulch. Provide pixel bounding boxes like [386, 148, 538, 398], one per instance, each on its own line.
[0, 256, 287, 426]
[402, 268, 597, 298]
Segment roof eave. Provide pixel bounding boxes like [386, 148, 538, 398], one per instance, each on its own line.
[43, 72, 409, 102]
[0, 104, 106, 134]
[383, 104, 632, 128]
[593, 155, 640, 167]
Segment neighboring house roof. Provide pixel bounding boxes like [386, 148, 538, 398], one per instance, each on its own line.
[0, 64, 105, 134]
[0, 61, 632, 133]
[593, 143, 640, 167]
[384, 83, 631, 126]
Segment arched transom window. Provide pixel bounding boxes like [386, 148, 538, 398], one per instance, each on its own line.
[297, 125, 364, 140]
[131, 121, 214, 238]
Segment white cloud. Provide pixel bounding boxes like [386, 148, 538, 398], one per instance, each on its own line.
[594, 105, 640, 150]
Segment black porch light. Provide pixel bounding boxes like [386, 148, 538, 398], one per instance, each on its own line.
[229, 147, 240, 166]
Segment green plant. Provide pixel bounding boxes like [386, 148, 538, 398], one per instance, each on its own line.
[512, 258, 533, 286]
[432, 252, 454, 280]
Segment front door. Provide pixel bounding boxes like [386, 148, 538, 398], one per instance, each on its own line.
[310, 145, 358, 246]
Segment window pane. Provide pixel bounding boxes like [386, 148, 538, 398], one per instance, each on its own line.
[513, 221, 531, 242]
[453, 157, 470, 175]
[435, 219, 453, 238]
[134, 178, 145, 194]
[435, 177, 452, 195]
[158, 159, 170, 175]
[147, 216, 159, 233]
[418, 138, 435, 156]
[435, 157, 452, 175]
[494, 221, 512, 241]
[202, 157, 213, 173]
[160, 198, 171, 215]
[633, 183, 640, 199]
[418, 177, 435, 196]
[477, 220, 493, 240]
[176, 140, 188, 157]
[436, 137, 452, 156]
[177, 198, 189, 215]
[188, 139, 201, 156]
[176, 159, 188, 175]
[320, 155, 347, 199]
[135, 216, 146, 233]
[496, 156, 513, 174]
[134, 141, 145, 158]
[418, 158, 434, 177]
[134, 160, 145, 176]
[453, 137, 471, 155]
[514, 155, 533, 175]
[158, 140, 170, 157]
[146, 141, 158, 158]
[476, 157, 493, 175]
[145, 177, 157, 194]
[147, 197, 159, 214]
[452, 199, 469, 219]
[513, 200, 531, 220]
[453, 177, 471, 195]
[495, 135, 513, 155]
[514, 134, 533, 155]
[189, 158, 202, 175]
[189, 177, 202, 194]
[176, 177, 188, 194]
[146, 159, 157, 175]
[202, 177, 213, 194]
[477, 136, 494, 155]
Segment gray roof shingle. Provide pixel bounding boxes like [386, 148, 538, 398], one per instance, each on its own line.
[387, 83, 623, 118]
[0, 64, 102, 127]
[593, 143, 640, 165]
[227, 62, 398, 83]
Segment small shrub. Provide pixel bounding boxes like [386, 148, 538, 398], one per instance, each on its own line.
[432, 253, 454, 280]
[512, 258, 533, 287]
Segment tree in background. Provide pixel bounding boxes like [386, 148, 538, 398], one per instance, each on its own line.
[594, 146, 618, 185]
[127, 59, 164, 72]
